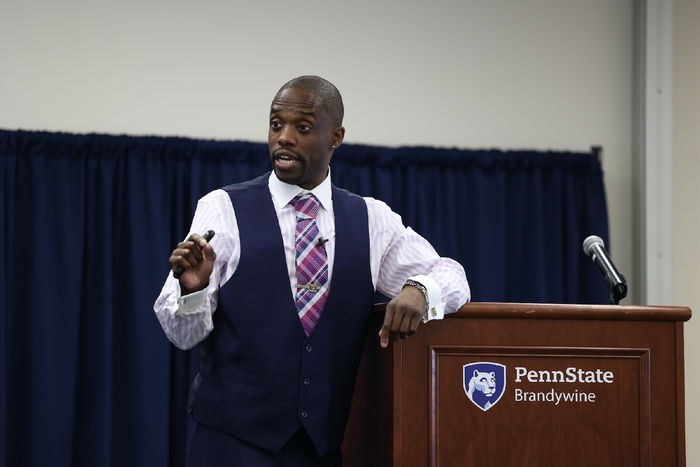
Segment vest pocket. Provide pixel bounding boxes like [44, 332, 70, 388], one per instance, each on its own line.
[223, 372, 293, 408]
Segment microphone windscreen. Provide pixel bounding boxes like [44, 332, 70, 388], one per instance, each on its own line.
[582, 235, 604, 256]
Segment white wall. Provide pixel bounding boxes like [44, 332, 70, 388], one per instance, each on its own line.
[674, 0, 700, 465]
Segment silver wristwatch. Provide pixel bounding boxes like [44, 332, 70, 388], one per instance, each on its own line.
[402, 279, 430, 321]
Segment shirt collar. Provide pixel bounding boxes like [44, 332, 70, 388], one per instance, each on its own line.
[268, 169, 333, 212]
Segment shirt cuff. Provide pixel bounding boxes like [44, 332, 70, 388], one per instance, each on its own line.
[176, 283, 209, 314]
[406, 274, 444, 322]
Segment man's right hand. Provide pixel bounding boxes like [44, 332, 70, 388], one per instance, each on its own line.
[168, 233, 217, 295]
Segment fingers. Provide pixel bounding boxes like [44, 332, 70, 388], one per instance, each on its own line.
[379, 307, 394, 348]
[408, 315, 421, 336]
[169, 241, 202, 270]
[379, 305, 408, 348]
[201, 240, 217, 263]
[168, 234, 216, 275]
[378, 296, 424, 348]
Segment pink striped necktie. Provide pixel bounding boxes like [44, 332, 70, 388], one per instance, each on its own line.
[290, 193, 329, 336]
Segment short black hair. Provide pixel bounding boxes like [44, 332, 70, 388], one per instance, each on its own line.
[275, 75, 344, 127]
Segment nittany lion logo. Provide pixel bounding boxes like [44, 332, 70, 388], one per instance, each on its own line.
[463, 362, 506, 411]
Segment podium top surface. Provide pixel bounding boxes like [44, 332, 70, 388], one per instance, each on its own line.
[374, 302, 692, 322]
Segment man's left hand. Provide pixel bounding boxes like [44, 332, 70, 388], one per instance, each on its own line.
[379, 286, 426, 348]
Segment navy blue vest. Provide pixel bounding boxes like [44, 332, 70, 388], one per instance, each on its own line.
[189, 173, 375, 455]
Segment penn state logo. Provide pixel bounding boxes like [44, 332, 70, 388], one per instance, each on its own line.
[463, 362, 506, 411]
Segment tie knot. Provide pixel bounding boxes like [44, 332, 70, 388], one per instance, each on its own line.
[290, 193, 320, 219]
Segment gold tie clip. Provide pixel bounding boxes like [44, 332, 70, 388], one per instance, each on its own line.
[297, 283, 320, 293]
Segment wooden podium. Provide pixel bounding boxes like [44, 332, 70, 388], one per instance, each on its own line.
[342, 302, 691, 467]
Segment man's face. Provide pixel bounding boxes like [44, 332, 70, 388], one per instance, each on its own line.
[268, 87, 344, 189]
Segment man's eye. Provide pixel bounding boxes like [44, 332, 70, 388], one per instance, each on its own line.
[270, 121, 282, 130]
[298, 125, 311, 133]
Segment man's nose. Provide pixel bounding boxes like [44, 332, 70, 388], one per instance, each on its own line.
[277, 126, 295, 146]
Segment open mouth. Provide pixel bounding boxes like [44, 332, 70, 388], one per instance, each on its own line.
[273, 151, 301, 168]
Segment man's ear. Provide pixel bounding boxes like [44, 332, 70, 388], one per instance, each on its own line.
[331, 126, 345, 149]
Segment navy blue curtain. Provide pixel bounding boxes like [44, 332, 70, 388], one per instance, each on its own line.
[0, 129, 609, 467]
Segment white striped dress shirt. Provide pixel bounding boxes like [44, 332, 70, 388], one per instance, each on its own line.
[154, 171, 470, 350]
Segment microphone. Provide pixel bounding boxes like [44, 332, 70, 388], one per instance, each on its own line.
[173, 230, 216, 279]
[317, 237, 329, 247]
[582, 235, 627, 304]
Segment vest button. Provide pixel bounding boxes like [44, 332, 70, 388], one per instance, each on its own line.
[303, 378, 311, 386]
[300, 410, 309, 419]
[305, 343, 313, 353]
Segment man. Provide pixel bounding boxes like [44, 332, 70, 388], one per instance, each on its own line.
[154, 76, 469, 466]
